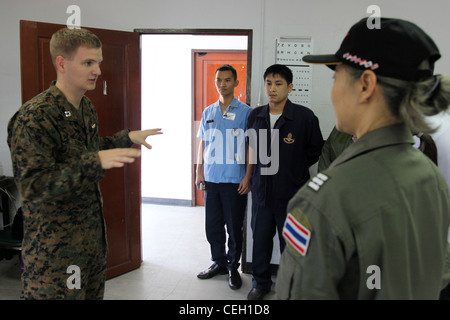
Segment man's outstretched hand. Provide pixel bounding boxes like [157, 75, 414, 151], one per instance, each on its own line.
[129, 128, 163, 149]
[98, 148, 141, 169]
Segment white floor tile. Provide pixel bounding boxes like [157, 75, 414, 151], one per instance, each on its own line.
[0, 203, 276, 300]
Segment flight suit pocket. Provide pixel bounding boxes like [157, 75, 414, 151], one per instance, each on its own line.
[275, 250, 303, 300]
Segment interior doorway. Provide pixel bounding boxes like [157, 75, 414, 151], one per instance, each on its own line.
[137, 29, 252, 206]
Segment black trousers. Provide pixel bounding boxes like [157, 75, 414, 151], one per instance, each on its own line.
[204, 182, 247, 270]
[250, 202, 287, 290]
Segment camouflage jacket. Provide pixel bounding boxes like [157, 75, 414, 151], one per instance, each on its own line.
[7, 82, 132, 266]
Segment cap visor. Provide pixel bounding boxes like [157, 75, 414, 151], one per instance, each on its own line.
[302, 54, 341, 66]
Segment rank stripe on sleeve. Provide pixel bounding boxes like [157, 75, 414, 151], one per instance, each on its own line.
[283, 213, 311, 256]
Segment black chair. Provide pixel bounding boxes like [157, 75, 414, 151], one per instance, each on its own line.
[0, 177, 22, 260]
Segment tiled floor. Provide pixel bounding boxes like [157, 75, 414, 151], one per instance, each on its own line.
[0, 203, 276, 300]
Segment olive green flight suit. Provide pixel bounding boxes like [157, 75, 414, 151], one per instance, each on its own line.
[318, 126, 353, 172]
[276, 123, 450, 299]
[7, 82, 133, 299]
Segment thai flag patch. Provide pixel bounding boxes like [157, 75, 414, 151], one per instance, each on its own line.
[283, 213, 311, 256]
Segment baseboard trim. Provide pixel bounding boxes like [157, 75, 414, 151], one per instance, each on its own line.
[142, 197, 192, 207]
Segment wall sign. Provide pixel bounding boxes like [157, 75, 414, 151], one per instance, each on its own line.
[276, 37, 313, 108]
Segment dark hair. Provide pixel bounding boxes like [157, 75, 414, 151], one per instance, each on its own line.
[417, 133, 438, 165]
[263, 64, 293, 84]
[216, 64, 237, 80]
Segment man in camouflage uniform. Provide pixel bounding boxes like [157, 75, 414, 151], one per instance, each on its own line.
[7, 28, 161, 299]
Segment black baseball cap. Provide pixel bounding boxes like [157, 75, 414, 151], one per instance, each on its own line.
[302, 18, 441, 81]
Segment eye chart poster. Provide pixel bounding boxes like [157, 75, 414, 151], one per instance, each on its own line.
[276, 37, 313, 108]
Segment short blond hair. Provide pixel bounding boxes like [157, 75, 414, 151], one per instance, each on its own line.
[49, 28, 102, 68]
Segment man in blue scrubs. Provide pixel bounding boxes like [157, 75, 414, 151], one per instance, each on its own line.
[196, 64, 252, 290]
[247, 64, 323, 300]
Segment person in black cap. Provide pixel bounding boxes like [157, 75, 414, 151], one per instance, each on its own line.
[275, 17, 450, 299]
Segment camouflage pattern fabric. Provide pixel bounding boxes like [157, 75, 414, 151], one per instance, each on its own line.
[7, 81, 133, 299]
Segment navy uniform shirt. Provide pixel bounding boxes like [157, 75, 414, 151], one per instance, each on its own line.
[247, 99, 323, 207]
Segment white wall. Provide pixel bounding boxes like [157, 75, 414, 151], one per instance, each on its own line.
[1, 0, 450, 196]
[0, 0, 264, 180]
[260, 0, 450, 137]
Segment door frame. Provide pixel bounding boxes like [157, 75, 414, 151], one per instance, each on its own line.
[135, 29, 253, 273]
[134, 28, 252, 207]
[134, 29, 252, 104]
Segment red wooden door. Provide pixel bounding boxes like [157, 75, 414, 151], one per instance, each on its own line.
[193, 51, 247, 206]
[19, 20, 141, 279]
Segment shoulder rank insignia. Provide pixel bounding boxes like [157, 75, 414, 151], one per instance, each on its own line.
[307, 172, 329, 191]
[283, 132, 295, 144]
[283, 212, 311, 256]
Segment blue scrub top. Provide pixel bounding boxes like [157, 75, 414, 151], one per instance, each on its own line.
[197, 97, 252, 183]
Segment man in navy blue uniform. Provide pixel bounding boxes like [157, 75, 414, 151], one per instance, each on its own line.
[247, 64, 323, 300]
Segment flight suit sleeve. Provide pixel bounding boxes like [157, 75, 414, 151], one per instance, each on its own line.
[275, 198, 349, 299]
[442, 242, 450, 289]
[305, 115, 324, 167]
[318, 137, 332, 172]
[8, 111, 104, 202]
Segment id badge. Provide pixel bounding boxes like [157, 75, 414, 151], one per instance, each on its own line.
[224, 112, 236, 121]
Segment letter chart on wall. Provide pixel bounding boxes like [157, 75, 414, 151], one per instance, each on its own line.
[276, 37, 313, 108]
